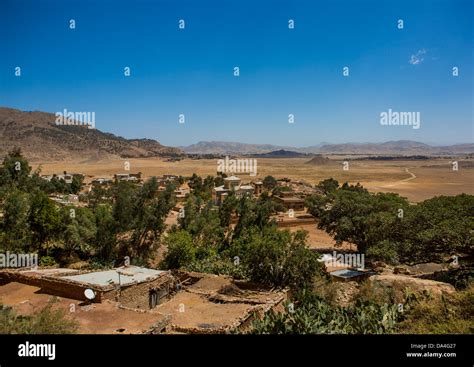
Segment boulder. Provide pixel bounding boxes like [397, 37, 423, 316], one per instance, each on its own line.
[394, 266, 411, 275]
[369, 274, 455, 296]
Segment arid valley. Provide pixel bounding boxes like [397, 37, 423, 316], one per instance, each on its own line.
[31, 156, 474, 202]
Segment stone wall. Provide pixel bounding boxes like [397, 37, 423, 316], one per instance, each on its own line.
[0, 269, 175, 306]
[115, 273, 176, 310]
[38, 277, 106, 302]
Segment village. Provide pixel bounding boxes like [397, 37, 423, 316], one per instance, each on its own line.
[0, 167, 461, 335]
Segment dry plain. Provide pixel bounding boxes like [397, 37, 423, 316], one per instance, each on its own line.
[31, 156, 474, 202]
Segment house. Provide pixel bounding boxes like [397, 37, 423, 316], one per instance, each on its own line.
[40, 173, 77, 184]
[163, 174, 178, 181]
[212, 176, 255, 205]
[91, 178, 113, 185]
[68, 194, 79, 203]
[0, 266, 175, 310]
[129, 172, 142, 180]
[114, 173, 130, 181]
[174, 188, 190, 202]
[113, 173, 142, 182]
[273, 191, 305, 211]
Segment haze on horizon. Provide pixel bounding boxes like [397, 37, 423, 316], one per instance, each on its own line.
[0, 0, 472, 147]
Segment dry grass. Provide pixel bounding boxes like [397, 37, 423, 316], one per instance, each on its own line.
[30, 156, 474, 202]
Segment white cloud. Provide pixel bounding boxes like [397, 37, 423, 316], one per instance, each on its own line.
[409, 49, 427, 65]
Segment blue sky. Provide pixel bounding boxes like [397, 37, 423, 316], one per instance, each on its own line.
[0, 0, 472, 147]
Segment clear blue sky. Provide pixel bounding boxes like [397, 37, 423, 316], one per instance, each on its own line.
[0, 0, 472, 146]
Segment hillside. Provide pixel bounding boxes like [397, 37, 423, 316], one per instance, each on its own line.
[305, 155, 332, 165]
[0, 108, 182, 161]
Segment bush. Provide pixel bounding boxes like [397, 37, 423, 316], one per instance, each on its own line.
[396, 285, 474, 334]
[161, 230, 195, 269]
[39, 255, 58, 267]
[0, 299, 78, 334]
[251, 290, 402, 334]
[185, 255, 246, 279]
[234, 227, 323, 289]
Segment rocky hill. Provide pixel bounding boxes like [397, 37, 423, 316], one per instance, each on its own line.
[0, 108, 182, 161]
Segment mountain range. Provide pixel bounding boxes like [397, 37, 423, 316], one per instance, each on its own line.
[0, 108, 472, 160]
[182, 140, 473, 156]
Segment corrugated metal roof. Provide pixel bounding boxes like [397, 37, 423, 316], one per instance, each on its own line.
[61, 266, 166, 286]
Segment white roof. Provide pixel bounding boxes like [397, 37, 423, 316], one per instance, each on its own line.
[61, 266, 166, 286]
[213, 185, 229, 192]
[239, 185, 254, 190]
[224, 176, 240, 181]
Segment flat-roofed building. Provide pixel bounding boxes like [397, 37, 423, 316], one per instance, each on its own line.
[0, 265, 175, 310]
[273, 191, 305, 211]
[223, 176, 241, 189]
[212, 176, 255, 205]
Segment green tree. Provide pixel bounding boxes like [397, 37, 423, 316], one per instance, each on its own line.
[234, 226, 322, 289]
[70, 174, 84, 194]
[28, 191, 61, 249]
[112, 181, 136, 231]
[0, 188, 31, 251]
[262, 175, 277, 190]
[316, 178, 339, 195]
[0, 147, 32, 189]
[161, 230, 195, 269]
[93, 204, 117, 262]
[60, 206, 96, 258]
[128, 180, 176, 260]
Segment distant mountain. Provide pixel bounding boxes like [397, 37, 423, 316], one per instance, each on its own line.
[313, 141, 474, 155]
[305, 155, 332, 165]
[314, 140, 433, 154]
[248, 149, 309, 158]
[182, 141, 293, 155]
[2, 108, 471, 160]
[183, 140, 473, 156]
[0, 108, 183, 160]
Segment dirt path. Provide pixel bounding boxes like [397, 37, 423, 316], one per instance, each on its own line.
[383, 168, 416, 188]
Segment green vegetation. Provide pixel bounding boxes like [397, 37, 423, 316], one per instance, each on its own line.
[305, 178, 474, 264]
[262, 175, 277, 190]
[251, 282, 474, 334]
[395, 285, 474, 334]
[252, 290, 402, 334]
[0, 300, 78, 334]
[161, 190, 323, 289]
[0, 149, 176, 266]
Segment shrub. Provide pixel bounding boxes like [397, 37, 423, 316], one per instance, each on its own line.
[396, 285, 474, 334]
[39, 255, 57, 267]
[251, 290, 402, 334]
[0, 300, 78, 334]
[161, 230, 195, 269]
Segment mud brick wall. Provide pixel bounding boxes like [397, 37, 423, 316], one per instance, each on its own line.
[276, 218, 317, 228]
[0, 271, 48, 287]
[0, 271, 107, 302]
[115, 274, 175, 310]
[0, 271, 20, 286]
[38, 278, 105, 302]
[235, 295, 288, 333]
